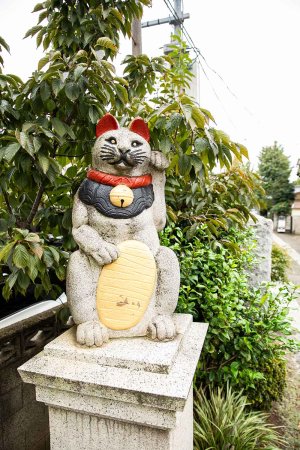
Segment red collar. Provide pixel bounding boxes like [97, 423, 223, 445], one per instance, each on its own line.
[87, 169, 152, 188]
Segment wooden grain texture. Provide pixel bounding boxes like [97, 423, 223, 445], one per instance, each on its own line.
[97, 240, 156, 330]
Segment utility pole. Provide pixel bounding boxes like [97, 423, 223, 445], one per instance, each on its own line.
[132, 0, 189, 55]
[173, 0, 183, 35]
[131, 18, 142, 56]
[131, 1, 199, 101]
[141, 1, 189, 34]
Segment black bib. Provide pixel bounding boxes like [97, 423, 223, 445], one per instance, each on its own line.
[78, 179, 154, 219]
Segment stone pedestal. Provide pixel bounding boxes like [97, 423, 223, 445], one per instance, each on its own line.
[18, 314, 207, 450]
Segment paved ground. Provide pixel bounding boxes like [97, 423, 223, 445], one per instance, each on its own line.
[271, 233, 300, 448]
[275, 232, 300, 254]
[273, 231, 300, 354]
[273, 232, 300, 286]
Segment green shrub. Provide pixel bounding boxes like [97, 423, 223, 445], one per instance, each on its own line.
[194, 384, 284, 450]
[271, 244, 290, 282]
[0, 228, 67, 300]
[161, 224, 298, 409]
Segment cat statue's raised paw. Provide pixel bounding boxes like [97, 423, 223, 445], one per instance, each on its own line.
[66, 113, 180, 347]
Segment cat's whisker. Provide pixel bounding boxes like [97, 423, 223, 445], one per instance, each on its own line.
[102, 145, 116, 151]
[132, 153, 146, 159]
[101, 156, 116, 162]
[131, 150, 146, 156]
[100, 150, 115, 156]
[132, 155, 146, 160]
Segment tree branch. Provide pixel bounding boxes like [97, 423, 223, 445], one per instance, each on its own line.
[2, 190, 13, 215]
[25, 184, 45, 228]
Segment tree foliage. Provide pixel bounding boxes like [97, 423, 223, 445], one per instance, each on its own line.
[258, 142, 294, 216]
[162, 224, 298, 409]
[0, 2, 262, 301]
[0, 36, 10, 72]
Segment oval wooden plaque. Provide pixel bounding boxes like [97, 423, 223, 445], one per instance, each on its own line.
[96, 240, 156, 330]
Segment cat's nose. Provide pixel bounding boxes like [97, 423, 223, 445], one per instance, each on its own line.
[118, 147, 130, 154]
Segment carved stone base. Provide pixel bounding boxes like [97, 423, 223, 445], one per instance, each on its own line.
[18, 314, 208, 450]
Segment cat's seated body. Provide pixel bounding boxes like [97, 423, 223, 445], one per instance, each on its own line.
[66, 114, 180, 347]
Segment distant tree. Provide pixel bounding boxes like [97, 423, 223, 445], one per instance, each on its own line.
[258, 142, 294, 216]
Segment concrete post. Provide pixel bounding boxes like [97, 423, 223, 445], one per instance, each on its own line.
[18, 314, 207, 450]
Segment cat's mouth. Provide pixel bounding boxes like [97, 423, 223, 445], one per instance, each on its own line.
[111, 154, 136, 167]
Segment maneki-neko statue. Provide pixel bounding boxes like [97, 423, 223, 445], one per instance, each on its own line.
[67, 113, 180, 347]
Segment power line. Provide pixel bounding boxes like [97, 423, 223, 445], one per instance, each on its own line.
[163, 0, 253, 121]
[163, 0, 238, 127]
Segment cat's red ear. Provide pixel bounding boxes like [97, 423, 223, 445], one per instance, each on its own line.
[129, 117, 150, 142]
[96, 113, 119, 138]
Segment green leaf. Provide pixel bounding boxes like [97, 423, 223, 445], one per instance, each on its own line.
[0, 36, 10, 53]
[62, 208, 72, 230]
[96, 37, 118, 52]
[33, 137, 42, 152]
[191, 106, 205, 129]
[200, 108, 216, 124]
[88, 106, 99, 124]
[52, 78, 64, 96]
[65, 82, 80, 101]
[32, 3, 44, 13]
[55, 264, 66, 281]
[238, 144, 249, 159]
[24, 233, 41, 243]
[38, 55, 49, 71]
[13, 244, 29, 269]
[48, 246, 60, 263]
[74, 65, 86, 81]
[115, 84, 128, 104]
[194, 138, 209, 154]
[38, 154, 50, 174]
[24, 25, 42, 39]
[74, 50, 88, 61]
[178, 154, 191, 175]
[2, 143, 21, 162]
[52, 117, 67, 137]
[0, 219, 8, 232]
[0, 242, 16, 262]
[17, 271, 30, 291]
[40, 82, 51, 101]
[42, 248, 54, 267]
[7, 272, 19, 289]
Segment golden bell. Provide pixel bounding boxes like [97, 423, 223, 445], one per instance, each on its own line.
[109, 184, 134, 208]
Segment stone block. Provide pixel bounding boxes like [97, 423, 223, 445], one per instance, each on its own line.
[0, 384, 23, 420]
[248, 215, 273, 287]
[18, 314, 208, 450]
[0, 361, 23, 395]
[1, 384, 49, 450]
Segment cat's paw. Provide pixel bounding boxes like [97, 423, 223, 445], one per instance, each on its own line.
[90, 242, 119, 266]
[150, 151, 169, 171]
[148, 315, 177, 341]
[77, 321, 109, 347]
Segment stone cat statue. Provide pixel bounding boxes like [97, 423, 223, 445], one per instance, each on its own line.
[66, 113, 180, 347]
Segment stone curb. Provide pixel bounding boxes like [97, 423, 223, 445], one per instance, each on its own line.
[272, 233, 300, 267]
[272, 234, 300, 340]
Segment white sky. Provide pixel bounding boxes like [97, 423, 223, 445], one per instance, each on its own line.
[1, 0, 300, 179]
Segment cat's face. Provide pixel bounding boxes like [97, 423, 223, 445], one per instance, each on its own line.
[92, 114, 151, 176]
[92, 128, 151, 176]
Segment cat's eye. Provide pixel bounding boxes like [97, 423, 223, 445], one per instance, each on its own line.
[132, 140, 142, 147]
[106, 137, 117, 145]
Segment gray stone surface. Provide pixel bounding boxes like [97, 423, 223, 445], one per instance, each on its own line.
[67, 115, 181, 346]
[247, 215, 273, 287]
[0, 307, 69, 450]
[18, 315, 208, 450]
[0, 366, 49, 450]
[44, 314, 192, 374]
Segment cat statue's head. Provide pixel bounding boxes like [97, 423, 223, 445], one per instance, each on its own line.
[92, 114, 151, 176]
